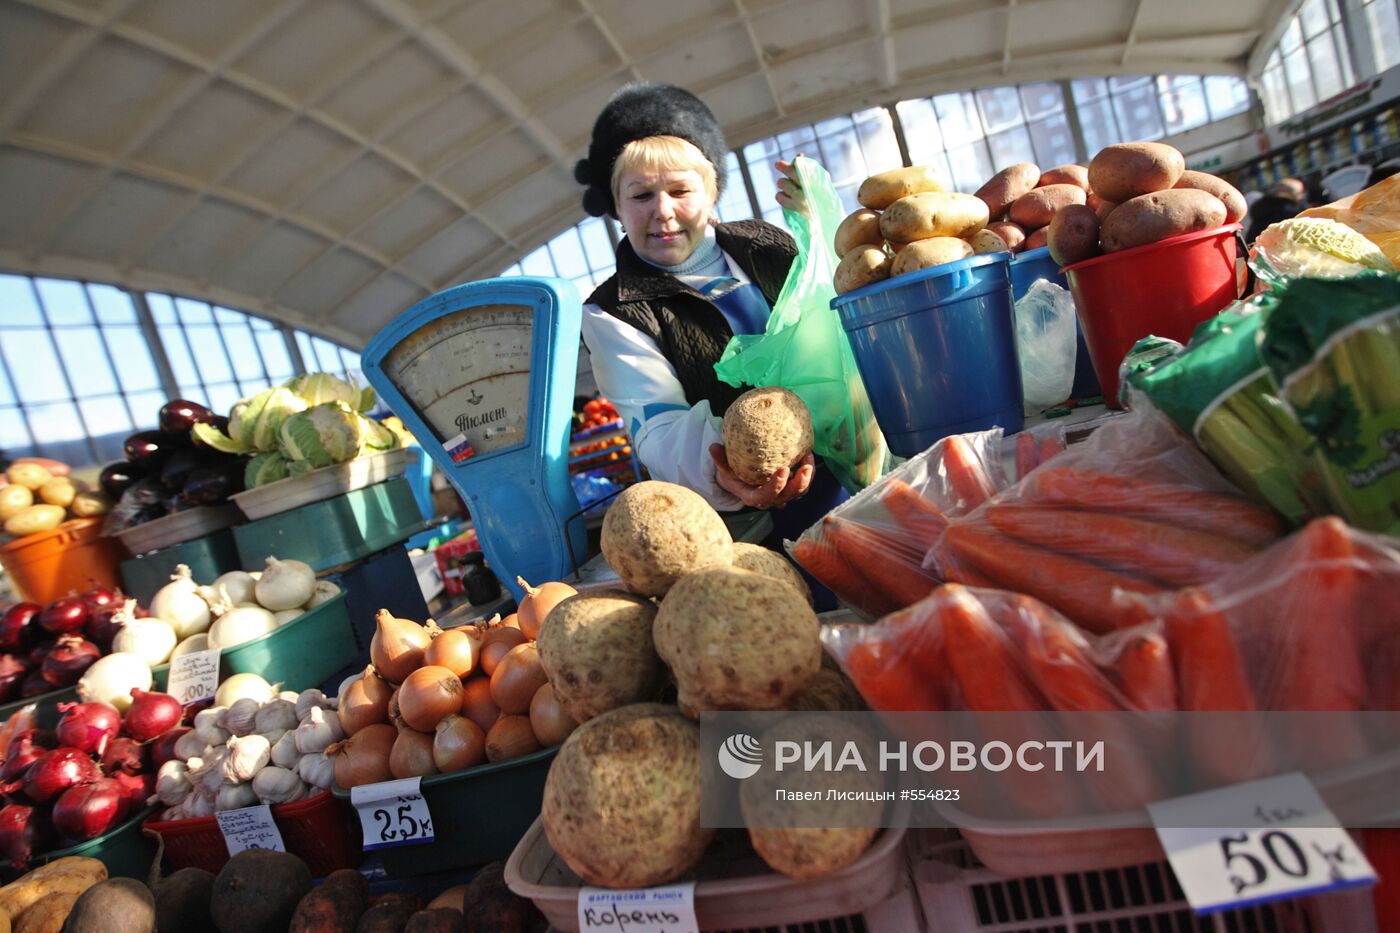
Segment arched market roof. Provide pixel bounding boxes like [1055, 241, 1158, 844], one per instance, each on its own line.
[0, 0, 1286, 348]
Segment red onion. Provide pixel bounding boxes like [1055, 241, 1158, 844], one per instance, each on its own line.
[84, 605, 125, 652]
[41, 635, 101, 687]
[124, 689, 183, 743]
[80, 584, 121, 613]
[149, 727, 190, 770]
[0, 603, 41, 653]
[53, 779, 123, 841]
[0, 654, 27, 701]
[23, 748, 100, 804]
[0, 803, 53, 868]
[55, 702, 123, 757]
[38, 597, 89, 636]
[19, 670, 52, 699]
[100, 736, 148, 776]
[108, 771, 153, 821]
[0, 731, 57, 782]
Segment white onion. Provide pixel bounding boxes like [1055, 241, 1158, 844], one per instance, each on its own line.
[171, 633, 209, 659]
[113, 618, 178, 666]
[208, 606, 277, 650]
[151, 564, 213, 639]
[272, 608, 303, 627]
[212, 570, 258, 606]
[216, 673, 276, 708]
[76, 652, 152, 712]
[304, 581, 341, 610]
[255, 556, 316, 611]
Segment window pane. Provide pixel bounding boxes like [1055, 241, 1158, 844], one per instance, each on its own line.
[987, 126, 1036, 170]
[159, 324, 199, 386]
[176, 298, 213, 325]
[579, 215, 616, 268]
[1028, 114, 1078, 168]
[775, 126, 816, 156]
[312, 337, 341, 373]
[946, 141, 995, 193]
[1158, 75, 1209, 134]
[1109, 74, 1151, 92]
[186, 325, 233, 383]
[1204, 76, 1251, 120]
[854, 109, 902, 173]
[1284, 47, 1317, 112]
[815, 115, 853, 139]
[745, 150, 780, 210]
[78, 396, 131, 441]
[0, 408, 31, 453]
[125, 390, 165, 430]
[0, 365, 13, 406]
[0, 276, 43, 325]
[87, 284, 135, 323]
[1071, 77, 1109, 104]
[54, 329, 116, 396]
[1077, 97, 1120, 152]
[1307, 34, 1345, 100]
[206, 383, 242, 416]
[1020, 82, 1064, 119]
[177, 382, 208, 406]
[548, 229, 588, 279]
[1300, 0, 1329, 38]
[1282, 17, 1303, 53]
[1112, 82, 1165, 140]
[934, 92, 983, 147]
[976, 86, 1024, 133]
[715, 155, 753, 223]
[256, 331, 294, 380]
[295, 331, 314, 369]
[146, 293, 177, 324]
[28, 401, 85, 445]
[895, 99, 944, 164]
[220, 324, 265, 382]
[1261, 66, 1292, 122]
[2, 331, 67, 403]
[34, 278, 91, 326]
[835, 183, 861, 217]
[213, 306, 245, 326]
[102, 327, 159, 392]
[816, 127, 865, 185]
[519, 246, 554, 278]
[1367, 0, 1400, 73]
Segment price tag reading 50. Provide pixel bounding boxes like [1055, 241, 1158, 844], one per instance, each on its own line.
[350, 777, 435, 851]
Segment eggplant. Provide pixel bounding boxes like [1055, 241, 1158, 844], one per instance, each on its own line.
[159, 447, 221, 489]
[123, 430, 188, 468]
[158, 399, 216, 434]
[182, 461, 245, 505]
[98, 461, 145, 500]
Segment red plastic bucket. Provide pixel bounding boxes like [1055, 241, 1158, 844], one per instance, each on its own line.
[1064, 224, 1243, 408]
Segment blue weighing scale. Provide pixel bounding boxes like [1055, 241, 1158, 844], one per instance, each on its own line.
[361, 277, 586, 603]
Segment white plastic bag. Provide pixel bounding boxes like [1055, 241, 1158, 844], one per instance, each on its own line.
[1014, 280, 1077, 413]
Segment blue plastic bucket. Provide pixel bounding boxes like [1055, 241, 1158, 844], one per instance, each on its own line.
[832, 251, 1024, 457]
[1009, 246, 1101, 399]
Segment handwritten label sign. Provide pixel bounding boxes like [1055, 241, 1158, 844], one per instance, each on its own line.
[350, 777, 434, 851]
[216, 805, 284, 856]
[166, 648, 220, 707]
[578, 882, 698, 933]
[1148, 772, 1376, 914]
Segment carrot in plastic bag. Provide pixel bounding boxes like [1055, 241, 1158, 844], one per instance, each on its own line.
[1113, 631, 1178, 712]
[844, 634, 944, 712]
[943, 521, 1161, 634]
[882, 479, 948, 550]
[1015, 432, 1039, 479]
[986, 503, 1256, 587]
[1038, 434, 1066, 463]
[825, 516, 937, 609]
[792, 536, 900, 618]
[1025, 467, 1286, 548]
[942, 435, 997, 509]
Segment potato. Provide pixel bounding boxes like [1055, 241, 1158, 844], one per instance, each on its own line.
[405, 909, 464, 933]
[0, 484, 33, 521]
[732, 541, 813, 605]
[461, 863, 542, 933]
[1173, 170, 1247, 223]
[68, 490, 111, 518]
[210, 849, 312, 933]
[890, 237, 974, 276]
[536, 591, 660, 723]
[1100, 188, 1227, 253]
[722, 386, 813, 486]
[152, 868, 215, 933]
[355, 895, 419, 933]
[1088, 142, 1185, 203]
[601, 481, 732, 597]
[857, 165, 944, 209]
[288, 868, 365, 933]
[13, 891, 77, 933]
[3, 504, 65, 537]
[833, 208, 883, 257]
[833, 244, 891, 295]
[4, 463, 50, 492]
[1024, 227, 1049, 251]
[967, 228, 1010, 255]
[37, 478, 77, 509]
[786, 667, 865, 711]
[973, 162, 1040, 219]
[1008, 184, 1086, 229]
[59, 878, 154, 933]
[879, 192, 988, 242]
[1046, 204, 1102, 267]
[1086, 193, 1117, 221]
[987, 221, 1027, 252]
[1038, 164, 1090, 190]
[0, 857, 106, 921]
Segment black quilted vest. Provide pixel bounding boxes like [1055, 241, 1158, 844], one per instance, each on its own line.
[587, 220, 797, 417]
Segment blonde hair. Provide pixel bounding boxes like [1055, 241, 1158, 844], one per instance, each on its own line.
[611, 135, 718, 206]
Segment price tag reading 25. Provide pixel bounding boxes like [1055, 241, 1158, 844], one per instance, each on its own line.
[350, 777, 435, 851]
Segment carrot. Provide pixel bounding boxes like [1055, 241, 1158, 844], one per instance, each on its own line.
[986, 503, 1256, 586]
[1025, 467, 1286, 548]
[881, 479, 947, 551]
[792, 536, 900, 618]
[942, 435, 996, 510]
[1038, 434, 1066, 463]
[825, 516, 937, 609]
[1014, 433, 1038, 479]
[1113, 631, 1177, 711]
[844, 636, 943, 711]
[943, 521, 1162, 634]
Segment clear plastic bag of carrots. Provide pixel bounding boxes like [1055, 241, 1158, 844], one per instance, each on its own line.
[927, 406, 1287, 634]
[788, 428, 1008, 618]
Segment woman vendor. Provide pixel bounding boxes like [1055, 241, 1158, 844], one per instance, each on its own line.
[575, 81, 847, 536]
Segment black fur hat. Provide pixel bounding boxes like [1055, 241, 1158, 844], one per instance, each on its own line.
[574, 82, 728, 218]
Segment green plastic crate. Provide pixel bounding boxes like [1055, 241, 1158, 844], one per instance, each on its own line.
[233, 477, 429, 573]
[0, 665, 170, 726]
[119, 528, 242, 604]
[333, 746, 557, 878]
[214, 591, 356, 693]
[0, 805, 161, 882]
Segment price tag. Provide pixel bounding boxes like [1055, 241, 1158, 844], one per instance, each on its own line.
[166, 648, 220, 707]
[350, 777, 434, 850]
[216, 804, 284, 856]
[578, 882, 698, 933]
[1148, 772, 1376, 914]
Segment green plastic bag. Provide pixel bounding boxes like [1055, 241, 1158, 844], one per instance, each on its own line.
[714, 157, 889, 490]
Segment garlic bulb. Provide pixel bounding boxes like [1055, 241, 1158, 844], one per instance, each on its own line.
[294, 706, 343, 754]
[252, 766, 306, 805]
[188, 790, 216, 818]
[174, 729, 206, 762]
[216, 782, 258, 812]
[222, 734, 271, 783]
[156, 760, 192, 806]
[270, 731, 300, 769]
[220, 697, 261, 736]
[194, 707, 231, 747]
[295, 689, 331, 721]
[297, 752, 335, 790]
[255, 699, 298, 733]
[197, 749, 230, 794]
[279, 690, 301, 704]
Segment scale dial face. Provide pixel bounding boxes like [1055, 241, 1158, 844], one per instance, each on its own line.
[381, 303, 533, 458]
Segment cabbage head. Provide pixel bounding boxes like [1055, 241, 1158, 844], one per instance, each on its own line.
[357, 415, 401, 455]
[277, 401, 365, 469]
[192, 386, 307, 454]
[244, 452, 291, 488]
[1254, 218, 1398, 280]
[285, 373, 375, 412]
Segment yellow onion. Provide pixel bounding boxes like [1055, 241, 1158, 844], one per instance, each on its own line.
[485, 715, 540, 763]
[389, 726, 438, 779]
[489, 644, 547, 715]
[529, 683, 578, 746]
[326, 723, 395, 788]
[424, 628, 478, 679]
[460, 677, 499, 735]
[398, 665, 464, 733]
[480, 627, 526, 677]
[337, 666, 391, 735]
[515, 577, 577, 640]
[433, 714, 486, 772]
[370, 609, 430, 684]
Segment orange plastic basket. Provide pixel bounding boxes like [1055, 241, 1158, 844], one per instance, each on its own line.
[143, 790, 362, 876]
[0, 517, 123, 604]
